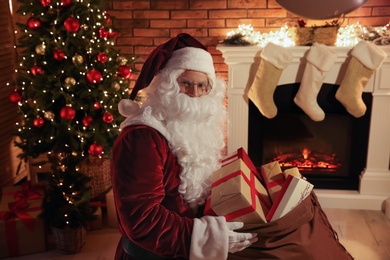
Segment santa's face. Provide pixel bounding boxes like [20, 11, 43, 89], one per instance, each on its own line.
[177, 70, 212, 97]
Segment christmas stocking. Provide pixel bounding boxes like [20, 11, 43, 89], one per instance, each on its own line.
[335, 41, 386, 118]
[248, 42, 293, 119]
[294, 43, 337, 121]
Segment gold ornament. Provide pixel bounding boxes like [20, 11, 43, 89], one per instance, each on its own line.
[72, 54, 84, 65]
[72, 151, 78, 156]
[117, 56, 128, 65]
[44, 111, 55, 120]
[35, 44, 46, 55]
[111, 81, 120, 91]
[64, 77, 76, 86]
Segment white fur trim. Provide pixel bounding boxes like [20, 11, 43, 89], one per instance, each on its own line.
[306, 43, 337, 71]
[261, 42, 293, 69]
[164, 47, 216, 82]
[118, 99, 140, 117]
[190, 216, 228, 260]
[119, 106, 170, 141]
[352, 40, 387, 70]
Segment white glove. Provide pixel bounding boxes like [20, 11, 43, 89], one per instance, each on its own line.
[227, 221, 258, 253]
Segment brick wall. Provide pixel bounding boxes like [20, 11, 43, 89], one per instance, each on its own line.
[106, 0, 390, 86]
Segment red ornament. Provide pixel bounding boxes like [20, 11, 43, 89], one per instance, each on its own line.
[99, 28, 109, 38]
[60, 106, 75, 120]
[9, 91, 21, 103]
[117, 65, 132, 79]
[40, 0, 51, 6]
[53, 49, 65, 60]
[64, 17, 80, 33]
[102, 112, 113, 123]
[82, 115, 93, 127]
[88, 143, 103, 157]
[30, 65, 44, 76]
[27, 17, 42, 30]
[109, 31, 118, 40]
[86, 69, 102, 84]
[104, 12, 111, 24]
[97, 52, 107, 63]
[33, 116, 45, 128]
[60, 0, 72, 7]
[93, 101, 101, 110]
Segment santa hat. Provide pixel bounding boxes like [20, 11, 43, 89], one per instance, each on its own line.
[118, 33, 215, 117]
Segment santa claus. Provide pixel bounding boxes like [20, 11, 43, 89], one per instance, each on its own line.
[111, 33, 257, 260]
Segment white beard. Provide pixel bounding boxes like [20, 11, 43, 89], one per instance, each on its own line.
[138, 68, 227, 207]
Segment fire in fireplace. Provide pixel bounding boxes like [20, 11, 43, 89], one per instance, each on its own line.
[248, 83, 372, 190]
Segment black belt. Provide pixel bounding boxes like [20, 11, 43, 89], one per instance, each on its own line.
[121, 236, 166, 260]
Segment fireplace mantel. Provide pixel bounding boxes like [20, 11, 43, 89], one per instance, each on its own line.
[217, 44, 390, 210]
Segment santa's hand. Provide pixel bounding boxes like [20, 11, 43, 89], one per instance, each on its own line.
[226, 221, 258, 253]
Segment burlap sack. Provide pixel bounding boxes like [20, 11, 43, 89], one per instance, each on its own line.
[228, 191, 354, 260]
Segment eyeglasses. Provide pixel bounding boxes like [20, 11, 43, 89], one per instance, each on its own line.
[177, 77, 212, 96]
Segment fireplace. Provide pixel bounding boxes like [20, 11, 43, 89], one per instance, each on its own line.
[248, 83, 372, 190]
[217, 44, 390, 210]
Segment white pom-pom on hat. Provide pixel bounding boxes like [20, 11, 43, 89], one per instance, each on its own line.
[118, 99, 140, 117]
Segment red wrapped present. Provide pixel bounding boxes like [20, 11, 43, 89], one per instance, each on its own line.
[204, 158, 271, 224]
[260, 161, 285, 202]
[1, 181, 45, 204]
[88, 201, 106, 230]
[0, 199, 46, 258]
[266, 175, 314, 222]
[106, 188, 118, 228]
[222, 147, 258, 175]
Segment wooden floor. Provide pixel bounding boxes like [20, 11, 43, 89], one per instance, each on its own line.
[6, 208, 390, 260]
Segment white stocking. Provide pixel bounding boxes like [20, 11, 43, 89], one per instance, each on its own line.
[294, 43, 337, 121]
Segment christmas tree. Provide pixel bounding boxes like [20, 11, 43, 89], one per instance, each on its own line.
[8, 0, 136, 229]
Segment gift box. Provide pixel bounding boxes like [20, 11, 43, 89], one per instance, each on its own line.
[222, 147, 258, 175]
[283, 167, 302, 179]
[0, 200, 46, 258]
[87, 205, 103, 231]
[266, 175, 314, 222]
[204, 158, 271, 224]
[106, 188, 118, 228]
[1, 181, 45, 204]
[260, 161, 285, 202]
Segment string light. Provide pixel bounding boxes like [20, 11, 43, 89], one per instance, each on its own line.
[225, 22, 390, 47]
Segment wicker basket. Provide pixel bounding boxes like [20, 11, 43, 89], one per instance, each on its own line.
[51, 226, 86, 254]
[80, 156, 112, 199]
[295, 26, 339, 46]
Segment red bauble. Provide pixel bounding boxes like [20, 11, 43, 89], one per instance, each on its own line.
[104, 12, 111, 24]
[60, 106, 75, 120]
[93, 101, 101, 110]
[117, 65, 132, 79]
[102, 112, 113, 123]
[64, 17, 80, 33]
[27, 17, 42, 30]
[33, 116, 45, 128]
[60, 0, 72, 7]
[109, 31, 118, 39]
[30, 65, 44, 76]
[53, 49, 65, 60]
[9, 91, 21, 103]
[99, 28, 109, 38]
[97, 52, 107, 63]
[40, 0, 51, 6]
[86, 69, 102, 84]
[88, 143, 103, 157]
[82, 115, 93, 127]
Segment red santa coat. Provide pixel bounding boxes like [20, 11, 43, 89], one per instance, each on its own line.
[111, 125, 196, 259]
